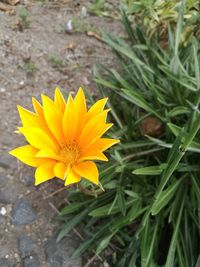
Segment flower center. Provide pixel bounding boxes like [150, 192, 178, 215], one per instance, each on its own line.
[60, 141, 80, 165]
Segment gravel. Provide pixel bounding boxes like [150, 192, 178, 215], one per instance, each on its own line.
[11, 199, 36, 225]
[23, 255, 40, 267]
[0, 184, 18, 204]
[18, 234, 36, 258]
[0, 258, 15, 267]
[45, 235, 81, 267]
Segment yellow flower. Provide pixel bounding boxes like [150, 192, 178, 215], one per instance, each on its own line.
[10, 87, 119, 186]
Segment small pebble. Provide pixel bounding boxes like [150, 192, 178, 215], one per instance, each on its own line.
[19, 80, 25, 86]
[66, 20, 73, 32]
[81, 6, 87, 17]
[0, 88, 6, 93]
[11, 199, 36, 225]
[0, 207, 7, 216]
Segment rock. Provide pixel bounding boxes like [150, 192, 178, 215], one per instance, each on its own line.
[0, 215, 6, 224]
[45, 235, 81, 267]
[0, 153, 17, 169]
[0, 258, 15, 267]
[18, 234, 36, 258]
[0, 174, 5, 183]
[23, 255, 40, 267]
[20, 169, 34, 187]
[20, 175, 34, 187]
[0, 184, 18, 204]
[11, 199, 36, 225]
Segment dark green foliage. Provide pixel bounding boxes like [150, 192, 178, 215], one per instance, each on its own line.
[58, 5, 200, 267]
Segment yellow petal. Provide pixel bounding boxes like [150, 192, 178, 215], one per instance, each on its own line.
[54, 87, 66, 112]
[35, 161, 56, 185]
[9, 145, 47, 167]
[73, 161, 99, 185]
[32, 97, 43, 116]
[62, 94, 77, 142]
[36, 149, 63, 161]
[87, 98, 108, 121]
[17, 105, 39, 127]
[20, 127, 58, 152]
[65, 166, 81, 186]
[79, 150, 108, 162]
[54, 162, 67, 180]
[85, 138, 120, 152]
[18, 105, 53, 137]
[79, 110, 112, 150]
[74, 87, 87, 135]
[42, 95, 65, 145]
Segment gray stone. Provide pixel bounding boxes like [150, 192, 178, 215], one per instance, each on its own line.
[11, 199, 36, 225]
[0, 215, 6, 224]
[18, 234, 36, 258]
[0, 153, 17, 169]
[45, 236, 81, 267]
[0, 184, 18, 204]
[0, 174, 5, 184]
[20, 175, 34, 187]
[20, 169, 34, 187]
[0, 258, 15, 267]
[23, 255, 40, 267]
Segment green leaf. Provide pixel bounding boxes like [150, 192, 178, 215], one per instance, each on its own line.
[60, 201, 91, 215]
[165, 187, 185, 267]
[168, 106, 190, 117]
[121, 89, 164, 121]
[117, 186, 126, 216]
[96, 233, 114, 254]
[57, 204, 94, 242]
[133, 164, 166, 176]
[89, 199, 136, 217]
[151, 178, 183, 215]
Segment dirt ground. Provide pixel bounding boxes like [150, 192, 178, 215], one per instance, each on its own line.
[0, 0, 121, 266]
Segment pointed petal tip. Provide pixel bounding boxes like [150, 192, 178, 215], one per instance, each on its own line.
[55, 86, 61, 91]
[8, 149, 14, 156]
[76, 87, 85, 97]
[34, 180, 39, 186]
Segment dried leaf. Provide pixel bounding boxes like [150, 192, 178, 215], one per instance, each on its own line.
[1, 0, 20, 5]
[140, 113, 163, 137]
[87, 31, 102, 41]
[0, 2, 15, 14]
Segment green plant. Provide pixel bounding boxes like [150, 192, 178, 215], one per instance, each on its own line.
[58, 5, 200, 267]
[121, 0, 200, 45]
[70, 16, 98, 33]
[23, 61, 37, 76]
[89, 0, 114, 17]
[19, 7, 30, 29]
[49, 54, 64, 69]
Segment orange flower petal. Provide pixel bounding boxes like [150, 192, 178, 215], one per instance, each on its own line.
[79, 150, 108, 162]
[17, 105, 39, 127]
[65, 166, 81, 186]
[87, 98, 108, 121]
[78, 110, 110, 148]
[42, 95, 66, 145]
[62, 94, 78, 142]
[84, 138, 120, 152]
[54, 162, 67, 180]
[36, 149, 63, 161]
[74, 87, 87, 135]
[54, 87, 66, 112]
[9, 145, 47, 167]
[73, 161, 99, 185]
[35, 161, 56, 185]
[32, 97, 43, 116]
[19, 127, 58, 152]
